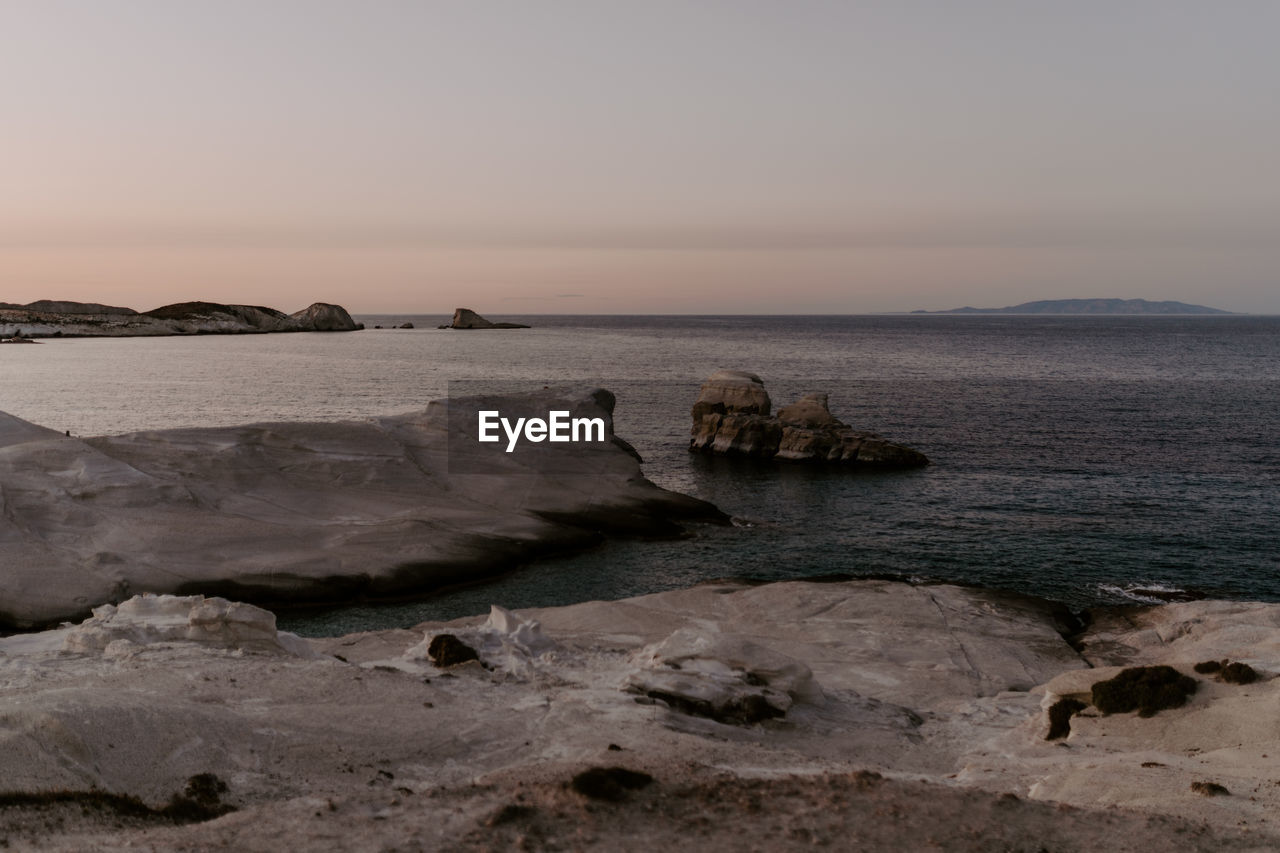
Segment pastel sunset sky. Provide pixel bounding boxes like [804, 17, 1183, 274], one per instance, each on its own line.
[2, 1, 1278, 314]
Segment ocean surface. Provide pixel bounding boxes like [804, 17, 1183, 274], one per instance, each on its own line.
[3, 314, 1278, 635]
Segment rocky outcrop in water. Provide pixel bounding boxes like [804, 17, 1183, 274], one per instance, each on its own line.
[689, 370, 929, 468]
[0, 300, 362, 337]
[449, 307, 530, 329]
[0, 387, 725, 627]
[282, 302, 362, 331]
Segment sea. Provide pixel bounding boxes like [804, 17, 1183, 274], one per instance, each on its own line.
[3, 314, 1278, 636]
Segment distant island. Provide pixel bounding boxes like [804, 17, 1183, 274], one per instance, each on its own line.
[0, 300, 362, 338]
[443, 307, 530, 329]
[914, 298, 1233, 315]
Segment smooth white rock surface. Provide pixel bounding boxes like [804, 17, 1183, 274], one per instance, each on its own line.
[0, 387, 721, 626]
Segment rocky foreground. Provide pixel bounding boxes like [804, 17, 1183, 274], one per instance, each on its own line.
[0, 389, 723, 627]
[0, 300, 361, 337]
[0, 580, 1275, 851]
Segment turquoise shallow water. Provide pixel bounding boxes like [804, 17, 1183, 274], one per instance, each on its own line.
[3, 314, 1277, 634]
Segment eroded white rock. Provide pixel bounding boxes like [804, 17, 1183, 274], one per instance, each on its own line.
[405, 604, 558, 676]
[623, 628, 821, 724]
[61, 594, 317, 657]
[0, 389, 723, 627]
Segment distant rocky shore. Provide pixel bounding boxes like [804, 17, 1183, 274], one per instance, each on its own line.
[443, 307, 531, 329]
[917, 297, 1231, 315]
[690, 370, 929, 468]
[0, 299, 362, 338]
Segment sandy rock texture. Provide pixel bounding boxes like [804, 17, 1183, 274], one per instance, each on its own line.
[0, 388, 724, 627]
[0, 580, 1276, 851]
[0, 300, 360, 338]
[689, 370, 929, 468]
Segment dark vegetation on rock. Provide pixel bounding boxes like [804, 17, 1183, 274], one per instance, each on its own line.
[485, 803, 537, 826]
[1193, 659, 1258, 684]
[143, 301, 282, 321]
[570, 767, 655, 801]
[1045, 697, 1087, 740]
[643, 689, 785, 726]
[1190, 781, 1231, 797]
[427, 634, 480, 667]
[1220, 662, 1259, 684]
[688, 371, 928, 469]
[0, 773, 233, 824]
[1091, 666, 1197, 717]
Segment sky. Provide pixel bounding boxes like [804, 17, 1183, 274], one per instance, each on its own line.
[2, 0, 1278, 314]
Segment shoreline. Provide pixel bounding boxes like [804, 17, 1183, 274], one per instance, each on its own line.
[0, 391, 727, 629]
[271, 565, 1238, 641]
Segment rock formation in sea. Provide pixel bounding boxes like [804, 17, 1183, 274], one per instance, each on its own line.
[280, 301, 363, 331]
[689, 370, 929, 468]
[0, 580, 1274, 849]
[0, 387, 725, 627]
[449, 307, 531, 329]
[0, 299, 362, 337]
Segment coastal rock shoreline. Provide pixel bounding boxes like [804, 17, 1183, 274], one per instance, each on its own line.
[0, 387, 726, 628]
[0, 578, 1274, 850]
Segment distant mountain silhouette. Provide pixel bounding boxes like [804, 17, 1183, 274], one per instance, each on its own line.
[916, 298, 1232, 315]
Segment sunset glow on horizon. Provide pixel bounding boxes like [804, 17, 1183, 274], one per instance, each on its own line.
[3, 1, 1278, 314]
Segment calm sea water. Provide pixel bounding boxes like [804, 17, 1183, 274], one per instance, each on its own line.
[3, 315, 1278, 634]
